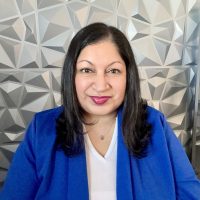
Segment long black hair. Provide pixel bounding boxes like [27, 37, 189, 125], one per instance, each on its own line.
[56, 22, 151, 157]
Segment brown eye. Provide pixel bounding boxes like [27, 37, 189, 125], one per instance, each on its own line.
[107, 68, 121, 74]
[80, 68, 93, 73]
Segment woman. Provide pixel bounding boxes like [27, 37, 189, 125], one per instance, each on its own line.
[0, 23, 200, 200]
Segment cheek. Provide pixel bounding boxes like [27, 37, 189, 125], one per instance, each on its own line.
[115, 79, 126, 95]
[75, 77, 82, 97]
[75, 77, 89, 97]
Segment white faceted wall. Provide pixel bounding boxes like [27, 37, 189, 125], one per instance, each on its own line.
[0, 0, 200, 186]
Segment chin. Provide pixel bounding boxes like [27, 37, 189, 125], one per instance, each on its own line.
[88, 107, 117, 116]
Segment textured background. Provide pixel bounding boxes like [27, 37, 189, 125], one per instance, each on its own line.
[0, 0, 200, 187]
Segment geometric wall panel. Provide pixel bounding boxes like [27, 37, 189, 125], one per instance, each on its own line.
[187, 0, 200, 176]
[24, 14, 37, 44]
[0, 0, 199, 186]
[17, 0, 36, 15]
[0, 71, 57, 130]
[0, 0, 18, 20]
[0, 70, 62, 186]
[140, 66, 196, 137]
[37, 0, 65, 10]
[0, 18, 25, 41]
[90, 0, 116, 12]
[38, 5, 71, 43]
[0, 38, 22, 69]
[87, 6, 115, 25]
[18, 43, 40, 68]
[67, 2, 90, 29]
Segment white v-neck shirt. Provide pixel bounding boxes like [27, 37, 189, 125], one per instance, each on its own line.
[84, 118, 118, 200]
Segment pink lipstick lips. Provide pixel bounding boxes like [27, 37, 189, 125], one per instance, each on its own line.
[91, 96, 110, 105]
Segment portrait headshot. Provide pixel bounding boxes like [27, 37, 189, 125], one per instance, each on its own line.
[0, 1, 200, 200]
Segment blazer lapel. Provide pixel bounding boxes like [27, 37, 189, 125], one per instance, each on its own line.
[117, 109, 134, 200]
[67, 151, 89, 200]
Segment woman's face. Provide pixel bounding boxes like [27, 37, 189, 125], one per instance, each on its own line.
[75, 40, 126, 118]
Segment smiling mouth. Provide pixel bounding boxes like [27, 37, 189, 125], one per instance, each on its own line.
[90, 96, 111, 105]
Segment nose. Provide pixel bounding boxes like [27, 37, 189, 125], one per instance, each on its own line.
[92, 73, 109, 92]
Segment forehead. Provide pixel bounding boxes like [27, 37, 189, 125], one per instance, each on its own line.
[77, 40, 123, 62]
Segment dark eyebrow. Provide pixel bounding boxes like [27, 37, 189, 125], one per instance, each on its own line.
[77, 60, 123, 66]
[107, 61, 123, 67]
[77, 60, 93, 65]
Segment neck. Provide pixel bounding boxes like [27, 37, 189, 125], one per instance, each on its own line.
[83, 112, 117, 141]
[83, 112, 117, 155]
[83, 111, 117, 126]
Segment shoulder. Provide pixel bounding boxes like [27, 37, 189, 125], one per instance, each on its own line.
[146, 105, 163, 117]
[33, 106, 63, 126]
[146, 106, 171, 140]
[146, 106, 165, 125]
[145, 106, 180, 154]
[34, 106, 63, 120]
[25, 106, 64, 139]
[23, 106, 64, 155]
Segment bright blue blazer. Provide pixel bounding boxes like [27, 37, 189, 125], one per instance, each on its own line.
[0, 106, 200, 200]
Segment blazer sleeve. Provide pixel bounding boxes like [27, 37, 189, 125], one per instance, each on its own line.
[0, 115, 39, 200]
[160, 113, 200, 199]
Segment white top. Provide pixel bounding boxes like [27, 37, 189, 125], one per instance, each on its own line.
[84, 118, 118, 200]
